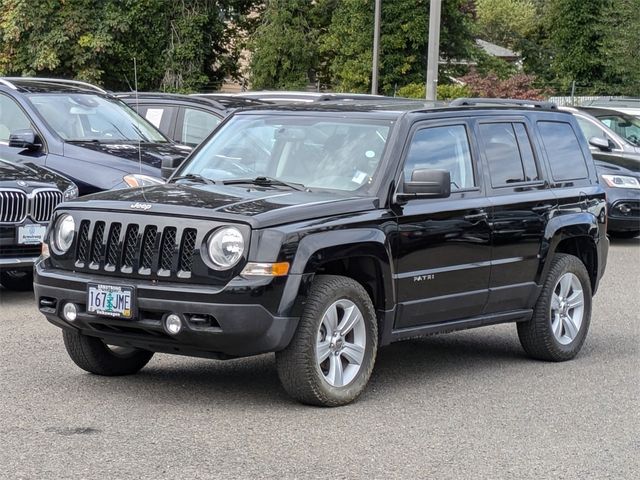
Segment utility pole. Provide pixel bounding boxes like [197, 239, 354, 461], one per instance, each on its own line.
[425, 0, 442, 101]
[371, 0, 382, 95]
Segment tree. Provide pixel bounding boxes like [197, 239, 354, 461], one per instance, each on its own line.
[459, 71, 547, 99]
[475, 0, 537, 49]
[320, 0, 477, 94]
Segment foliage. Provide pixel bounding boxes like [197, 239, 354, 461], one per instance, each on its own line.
[475, 0, 537, 49]
[397, 82, 470, 100]
[321, 0, 477, 94]
[460, 71, 547, 99]
[0, 0, 258, 92]
[474, 49, 518, 79]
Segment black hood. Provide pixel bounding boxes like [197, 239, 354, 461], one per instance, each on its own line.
[63, 141, 191, 172]
[0, 158, 74, 192]
[64, 183, 378, 228]
[593, 152, 640, 176]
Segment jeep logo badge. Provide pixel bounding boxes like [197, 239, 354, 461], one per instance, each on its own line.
[130, 202, 152, 210]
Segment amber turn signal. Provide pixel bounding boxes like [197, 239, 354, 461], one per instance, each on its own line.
[241, 262, 290, 277]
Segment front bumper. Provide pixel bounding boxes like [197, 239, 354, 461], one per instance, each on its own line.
[607, 194, 640, 233]
[34, 261, 300, 359]
[0, 222, 44, 271]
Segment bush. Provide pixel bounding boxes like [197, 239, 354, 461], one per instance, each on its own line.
[396, 82, 471, 100]
[460, 71, 548, 99]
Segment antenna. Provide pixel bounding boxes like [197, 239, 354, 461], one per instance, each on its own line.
[134, 57, 142, 176]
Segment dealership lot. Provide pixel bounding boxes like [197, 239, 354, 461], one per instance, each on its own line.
[0, 238, 638, 479]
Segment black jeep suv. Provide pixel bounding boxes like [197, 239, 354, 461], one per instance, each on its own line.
[1, 158, 77, 290]
[34, 99, 609, 406]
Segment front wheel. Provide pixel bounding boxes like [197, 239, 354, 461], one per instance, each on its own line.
[276, 275, 378, 407]
[63, 330, 154, 376]
[517, 253, 592, 361]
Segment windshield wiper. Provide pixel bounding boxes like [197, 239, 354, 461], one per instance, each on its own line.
[223, 176, 307, 191]
[169, 173, 217, 185]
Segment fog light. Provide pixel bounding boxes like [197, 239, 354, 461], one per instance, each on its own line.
[165, 314, 183, 335]
[62, 303, 77, 322]
[617, 203, 632, 215]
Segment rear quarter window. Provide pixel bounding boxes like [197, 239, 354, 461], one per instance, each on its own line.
[537, 121, 589, 181]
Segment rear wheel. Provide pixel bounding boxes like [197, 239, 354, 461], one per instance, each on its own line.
[518, 253, 592, 361]
[276, 275, 378, 407]
[0, 270, 33, 291]
[62, 330, 154, 376]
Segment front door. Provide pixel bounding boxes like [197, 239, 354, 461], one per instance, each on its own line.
[393, 120, 491, 329]
[0, 93, 46, 166]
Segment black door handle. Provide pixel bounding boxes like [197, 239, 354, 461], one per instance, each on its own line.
[464, 211, 488, 221]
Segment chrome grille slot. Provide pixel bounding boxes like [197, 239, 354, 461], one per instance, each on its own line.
[30, 189, 63, 222]
[121, 224, 139, 273]
[139, 226, 158, 274]
[89, 222, 105, 268]
[158, 227, 177, 274]
[105, 223, 122, 270]
[179, 228, 197, 275]
[75, 221, 90, 266]
[0, 190, 28, 223]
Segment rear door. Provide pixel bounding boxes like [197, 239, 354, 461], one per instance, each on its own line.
[477, 117, 555, 314]
[393, 119, 492, 329]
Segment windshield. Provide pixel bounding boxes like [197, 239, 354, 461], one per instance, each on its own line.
[27, 93, 168, 143]
[596, 113, 640, 147]
[178, 114, 393, 192]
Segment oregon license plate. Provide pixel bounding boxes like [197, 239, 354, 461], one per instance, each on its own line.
[18, 224, 47, 244]
[87, 284, 134, 319]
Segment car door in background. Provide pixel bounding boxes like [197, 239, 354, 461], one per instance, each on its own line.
[0, 93, 47, 166]
[137, 104, 179, 142]
[176, 107, 222, 147]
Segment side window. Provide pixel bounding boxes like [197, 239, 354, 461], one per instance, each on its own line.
[182, 108, 221, 146]
[140, 106, 177, 137]
[0, 95, 32, 143]
[403, 125, 475, 191]
[538, 121, 589, 181]
[479, 122, 539, 187]
[576, 116, 608, 142]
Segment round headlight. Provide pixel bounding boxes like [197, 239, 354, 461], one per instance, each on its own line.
[206, 227, 244, 270]
[53, 214, 75, 254]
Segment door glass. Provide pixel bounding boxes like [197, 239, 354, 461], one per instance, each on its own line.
[182, 108, 221, 146]
[576, 116, 608, 142]
[0, 95, 32, 142]
[538, 121, 589, 181]
[403, 125, 475, 191]
[480, 123, 527, 186]
[141, 106, 177, 135]
[513, 123, 539, 182]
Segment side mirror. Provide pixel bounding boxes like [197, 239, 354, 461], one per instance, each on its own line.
[9, 129, 42, 151]
[588, 136, 611, 152]
[399, 168, 451, 200]
[161, 156, 184, 179]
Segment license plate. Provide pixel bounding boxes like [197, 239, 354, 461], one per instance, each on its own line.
[18, 224, 46, 245]
[87, 284, 135, 319]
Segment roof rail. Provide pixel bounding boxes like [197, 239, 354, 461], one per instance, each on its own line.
[449, 98, 558, 110]
[2, 77, 108, 94]
[0, 78, 18, 90]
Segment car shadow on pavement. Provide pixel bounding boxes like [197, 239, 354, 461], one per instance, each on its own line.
[0, 287, 35, 305]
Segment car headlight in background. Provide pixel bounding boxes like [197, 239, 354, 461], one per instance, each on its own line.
[206, 227, 244, 270]
[63, 185, 79, 200]
[123, 174, 166, 188]
[53, 214, 75, 254]
[601, 174, 640, 189]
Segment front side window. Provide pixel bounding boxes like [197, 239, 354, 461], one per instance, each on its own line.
[181, 108, 221, 146]
[0, 95, 32, 142]
[179, 114, 393, 193]
[596, 114, 640, 147]
[27, 94, 167, 143]
[403, 125, 475, 191]
[538, 121, 589, 181]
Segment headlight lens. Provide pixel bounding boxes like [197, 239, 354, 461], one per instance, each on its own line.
[63, 185, 79, 200]
[123, 174, 166, 188]
[206, 227, 244, 270]
[53, 214, 75, 254]
[601, 174, 640, 189]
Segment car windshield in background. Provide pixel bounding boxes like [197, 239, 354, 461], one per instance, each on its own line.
[179, 115, 393, 193]
[27, 94, 167, 143]
[595, 113, 640, 146]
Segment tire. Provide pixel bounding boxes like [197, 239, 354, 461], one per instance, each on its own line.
[517, 253, 592, 361]
[609, 230, 639, 239]
[62, 330, 154, 376]
[276, 275, 378, 407]
[0, 270, 33, 291]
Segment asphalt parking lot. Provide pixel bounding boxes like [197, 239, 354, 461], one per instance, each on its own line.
[1, 238, 638, 480]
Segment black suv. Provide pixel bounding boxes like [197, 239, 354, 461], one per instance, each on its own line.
[0, 78, 191, 195]
[117, 93, 268, 147]
[0, 158, 77, 290]
[34, 99, 609, 406]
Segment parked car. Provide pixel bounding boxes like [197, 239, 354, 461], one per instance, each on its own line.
[560, 106, 640, 155]
[0, 77, 191, 195]
[0, 157, 77, 290]
[578, 107, 640, 149]
[234, 91, 398, 103]
[592, 151, 640, 238]
[584, 98, 640, 117]
[34, 98, 608, 406]
[117, 92, 268, 147]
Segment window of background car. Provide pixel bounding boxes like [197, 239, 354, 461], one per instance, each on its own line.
[403, 125, 475, 191]
[479, 122, 539, 187]
[181, 108, 221, 146]
[180, 115, 393, 192]
[139, 105, 178, 135]
[597, 114, 640, 146]
[27, 94, 167, 143]
[537, 121, 589, 181]
[576, 116, 610, 143]
[0, 95, 32, 143]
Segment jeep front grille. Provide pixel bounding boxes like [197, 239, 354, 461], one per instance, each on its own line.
[0, 188, 62, 224]
[73, 220, 198, 278]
